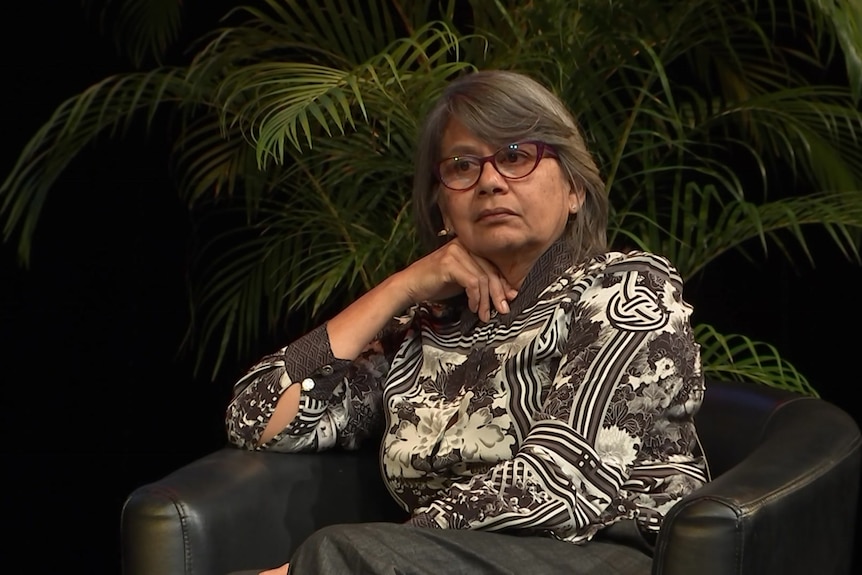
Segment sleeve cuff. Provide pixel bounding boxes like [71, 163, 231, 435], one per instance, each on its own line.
[282, 323, 352, 401]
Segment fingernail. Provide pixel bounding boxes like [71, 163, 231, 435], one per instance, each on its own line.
[499, 300, 510, 314]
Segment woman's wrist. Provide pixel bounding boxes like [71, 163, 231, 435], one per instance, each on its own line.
[381, 269, 420, 310]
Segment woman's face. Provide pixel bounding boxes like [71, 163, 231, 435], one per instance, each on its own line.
[437, 117, 579, 268]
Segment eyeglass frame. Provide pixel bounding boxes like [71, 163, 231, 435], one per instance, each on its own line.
[434, 140, 558, 191]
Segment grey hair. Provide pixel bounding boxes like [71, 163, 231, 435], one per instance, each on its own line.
[412, 69, 608, 264]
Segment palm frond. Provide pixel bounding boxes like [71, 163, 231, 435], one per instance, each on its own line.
[83, 0, 184, 67]
[807, 0, 862, 101]
[0, 68, 197, 264]
[710, 88, 862, 190]
[188, 188, 416, 378]
[203, 21, 471, 165]
[696, 323, 817, 395]
[5, 0, 862, 385]
[622, 183, 862, 279]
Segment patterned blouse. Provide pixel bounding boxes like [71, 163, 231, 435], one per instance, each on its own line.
[225, 240, 709, 543]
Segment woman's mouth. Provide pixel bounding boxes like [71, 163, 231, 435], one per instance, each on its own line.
[476, 208, 516, 222]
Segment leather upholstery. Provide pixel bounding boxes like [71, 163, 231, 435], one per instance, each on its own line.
[653, 383, 861, 574]
[121, 380, 861, 574]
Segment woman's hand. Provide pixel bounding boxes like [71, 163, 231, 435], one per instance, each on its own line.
[259, 563, 289, 575]
[395, 239, 518, 322]
[326, 239, 518, 361]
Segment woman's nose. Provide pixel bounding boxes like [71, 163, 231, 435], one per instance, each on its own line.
[475, 160, 507, 194]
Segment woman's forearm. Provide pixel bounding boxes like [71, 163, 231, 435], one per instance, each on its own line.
[325, 273, 413, 360]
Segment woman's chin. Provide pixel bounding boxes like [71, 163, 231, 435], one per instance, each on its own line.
[470, 236, 541, 262]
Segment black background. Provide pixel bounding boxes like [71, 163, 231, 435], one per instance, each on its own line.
[2, 2, 860, 572]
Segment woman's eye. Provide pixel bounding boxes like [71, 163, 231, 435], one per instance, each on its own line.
[453, 158, 476, 173]
[499, 150, 527, 165]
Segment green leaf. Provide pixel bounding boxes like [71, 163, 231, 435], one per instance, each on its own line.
[696, 323, 817, 396]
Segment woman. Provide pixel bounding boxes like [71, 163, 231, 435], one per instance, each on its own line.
[226, 69, 708, 574]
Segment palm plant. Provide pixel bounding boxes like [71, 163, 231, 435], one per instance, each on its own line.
[3, 0, 862, 393]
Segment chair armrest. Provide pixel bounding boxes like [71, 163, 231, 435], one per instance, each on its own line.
[654, 397, 862, 575]
[121, 445, 404, 575]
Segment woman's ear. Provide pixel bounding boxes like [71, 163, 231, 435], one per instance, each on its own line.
[568, 184, 586, 214]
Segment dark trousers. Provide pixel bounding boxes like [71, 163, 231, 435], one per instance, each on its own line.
[278, 521, 653, 575]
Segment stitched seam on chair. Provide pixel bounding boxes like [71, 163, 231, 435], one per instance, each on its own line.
[145, 485, 194, 574]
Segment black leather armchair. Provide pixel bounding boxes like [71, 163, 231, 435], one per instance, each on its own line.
[121, 379, 862, 574]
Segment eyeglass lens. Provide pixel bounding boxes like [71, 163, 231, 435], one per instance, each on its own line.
[438, 142, 543, 191]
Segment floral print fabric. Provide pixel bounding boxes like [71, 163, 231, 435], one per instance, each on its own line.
[226, 242, 708, 543]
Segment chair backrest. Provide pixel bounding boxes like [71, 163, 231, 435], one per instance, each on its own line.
[695, 379, 800, 477]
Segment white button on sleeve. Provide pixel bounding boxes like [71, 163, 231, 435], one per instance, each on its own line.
[301, 378, 315, 391]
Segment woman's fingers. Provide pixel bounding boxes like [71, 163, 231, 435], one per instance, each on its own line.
[468, 257, 513, 322]
[434, 241, 516, 321]
[462, 264, 492, 322]
[480, 260, 519, 317]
